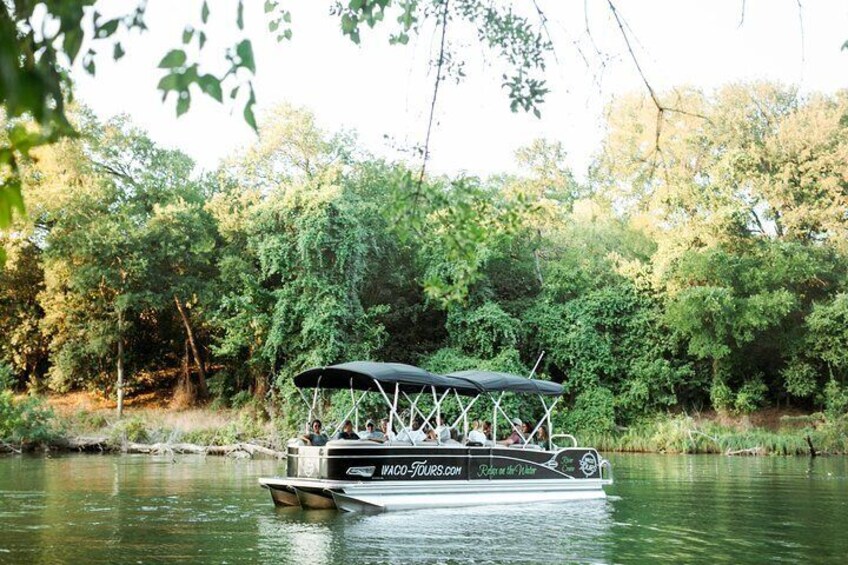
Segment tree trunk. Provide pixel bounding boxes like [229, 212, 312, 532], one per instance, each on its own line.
[116, 310, 124, 419]
[174, 295, 208, 399]
[180, 339, 194, 399]
[533, 229, 544, 286]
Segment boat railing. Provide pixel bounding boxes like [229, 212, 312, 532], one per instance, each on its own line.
[599, 457, 614, 484]
[551, 433, 578, 448]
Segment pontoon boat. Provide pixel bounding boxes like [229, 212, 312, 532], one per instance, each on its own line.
[259, 362, 612, 512]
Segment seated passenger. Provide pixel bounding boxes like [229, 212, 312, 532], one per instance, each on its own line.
[498, 417, 525, 446]
[379, 418, 395, 442]
[360, 420, 385, 441]
[336, 419, 360, 440]
[396, 419, 426, 443]
[467, 420, 487, 445]
[427, 416, 451, 443]
[300, 419, 329, 446]
[536, 425, 549, 449]
[482, 421, 493, 441]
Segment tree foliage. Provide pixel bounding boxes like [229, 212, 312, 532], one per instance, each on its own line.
[2, 83, 848, 427]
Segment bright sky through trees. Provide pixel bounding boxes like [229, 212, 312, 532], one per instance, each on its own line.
[73, 0, 848, 179]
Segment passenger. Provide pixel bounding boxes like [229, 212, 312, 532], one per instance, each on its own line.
[467, 420, 487, 445]
[336, 419, 360, 440]
[536, 425, 549, 448]
[427, 416, 451, 443]
[396, 419, 426, 443]
[498, 417, 525, 446]
[300, 419, 329, 446]
[379, 419, 395, 442]
[521, 421, 533, 444]
[361, 420, 385, 441]
[482, 421, 493, 441]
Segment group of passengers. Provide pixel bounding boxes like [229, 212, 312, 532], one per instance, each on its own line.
[300, 415, 549, 448]
[300, 418, 392, 446]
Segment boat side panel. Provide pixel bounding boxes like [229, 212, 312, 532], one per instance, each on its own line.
[286, 445, 603, 481]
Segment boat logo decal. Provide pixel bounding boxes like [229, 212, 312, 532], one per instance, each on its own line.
[381, 460, 463, 479]
[346, 466, 376, 478]
[578, 452, 598, 476]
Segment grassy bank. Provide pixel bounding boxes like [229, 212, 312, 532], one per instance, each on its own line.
[2, 391, 847, 456]
[578, 413, 848, 456]
[1, 391, 284, 454]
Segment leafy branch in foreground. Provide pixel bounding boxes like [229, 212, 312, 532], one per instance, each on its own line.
[0, 0, 553, 263]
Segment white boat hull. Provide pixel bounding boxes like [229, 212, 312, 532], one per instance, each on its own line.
[260, 477, 609, 512]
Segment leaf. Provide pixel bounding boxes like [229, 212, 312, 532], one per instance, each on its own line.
[237, 0, 244, 30]
[158, 49, 187, 69]
[199, 31, 207, 49]
[198, 74, 223, 102]
[843, 39, 848, 51]
[63, 29, 84, 63]
[182, 27, 194, 45]
[243, 87, 257, 131]
[113, 42, 125, 60]
[269, 20, 279, 32]
[533, 108, 541, 119]
[283, 11, 291, 23]
[235, 40, 256, 73]
[157, 73, 180, 92]
[97, 19, 120, 38]
[201, 1, 210, 23]
[264, 0, 277, 13]
[176, 92, 191, 117]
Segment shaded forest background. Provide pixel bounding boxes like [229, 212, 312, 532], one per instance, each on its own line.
[2, 82, 848, 435]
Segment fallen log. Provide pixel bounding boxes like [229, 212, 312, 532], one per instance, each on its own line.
[725, 446, 766, 456]
[123, 441, 286, 459]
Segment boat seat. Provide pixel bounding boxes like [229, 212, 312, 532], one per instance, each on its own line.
[385, 439, 413, 446]
[326, 439, 382, 446]
[507, 443, 543, 450]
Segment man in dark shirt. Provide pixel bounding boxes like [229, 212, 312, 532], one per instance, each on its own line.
[498, 417, 525, 446]
[336, 419, 360, 440]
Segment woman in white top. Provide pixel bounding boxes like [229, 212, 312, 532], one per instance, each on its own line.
[467, 420, 487, 444]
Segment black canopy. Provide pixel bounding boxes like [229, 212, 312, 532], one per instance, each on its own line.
[293, 362, 563, 397]
[448, 370, 564, 397]
[293, 361, 481, 396]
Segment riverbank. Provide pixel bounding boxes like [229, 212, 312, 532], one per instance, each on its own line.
[581, 412, 848, 456]
[1, 391, 846, 456]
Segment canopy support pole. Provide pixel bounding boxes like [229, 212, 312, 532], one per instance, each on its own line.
[350, 380, 358, 431]
[330, 390, 370, 438]
[450, 393, 479, 437]
[402, 388, 430, 426]
[307, 375, 323, 431]
[521, 396, 560, 449]
[490, 392, 524, 441]
[416, 388, 451, 444]
[375, 381, 410, 440]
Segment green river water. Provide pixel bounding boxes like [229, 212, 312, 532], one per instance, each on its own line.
[0, 453, 846, 564]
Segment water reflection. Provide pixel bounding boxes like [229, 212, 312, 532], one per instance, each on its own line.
[258, 499, 615, 564]
[1, 454, 846, 564]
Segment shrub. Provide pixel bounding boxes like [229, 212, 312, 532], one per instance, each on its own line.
[0, 391, 58, 445]
[563, 387, 615, 434]
[734, 377, 768, 414]
[823, 379, 848, 419]
[0, 363, 14, 391]
[108, 416, 150, 445]
[710, 378, 733, 412]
